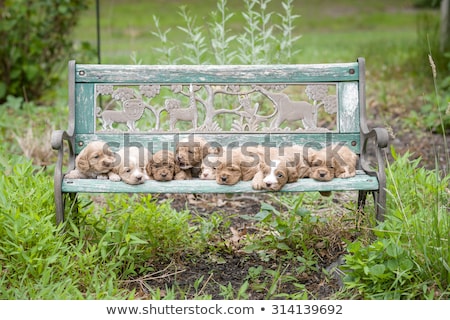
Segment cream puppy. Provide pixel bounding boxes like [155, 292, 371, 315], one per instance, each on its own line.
[199, 147, 229, 180]
[307, 144, 358, 181]
[109, 146, 151, 185]
[65, 140, 115, 179]
[252, 146, 310, 191]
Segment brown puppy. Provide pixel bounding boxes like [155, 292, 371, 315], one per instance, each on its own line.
[252, 146, 310, 191]
[147, 150, 188, 181]
[109, 147, 151, 185]
[307, 144, 358, 181]
[65, 140, 115, 179]
[215, 147, 260, 185]
[175, 137, 213, 178]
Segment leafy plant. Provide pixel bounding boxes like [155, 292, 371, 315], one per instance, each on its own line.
[0, 0, 89, 103]
[151, 0, 301, 64]
[341, 150, 450, 299]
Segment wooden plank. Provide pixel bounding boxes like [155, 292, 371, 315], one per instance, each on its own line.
[74, 132, 361, 154]
[62, 171, 378, 193]
[75, 63, 360, 84]
[75, 83, 96, 134]
[338, 82, 360, 133]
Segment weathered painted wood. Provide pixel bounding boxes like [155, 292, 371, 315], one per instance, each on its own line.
[75, 63, 360, 84]
[74, 132, 361, 154]
[338, 82, 360, 133]
[62, 171, 378, 194]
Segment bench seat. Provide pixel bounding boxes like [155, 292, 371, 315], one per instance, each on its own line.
[62, 170, 378, 194]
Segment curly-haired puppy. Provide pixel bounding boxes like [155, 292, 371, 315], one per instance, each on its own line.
[147, 150, 188, 181]
[252, 146, 310, 191]
[215, 147, 260, 185]
[65, 140, 115, 179]
[307, 144, 358, 181]
[175, 137, 213, 178]
[109, 147, 151, 185]
[176, 137, 222, 178]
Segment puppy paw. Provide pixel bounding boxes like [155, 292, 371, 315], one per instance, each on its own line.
[336, 168, 355, 179]
[97, 174, 109, 180]
[108, 173, 121, 182]
[64, 170, 80, 179]
[174, 171, 188, 180]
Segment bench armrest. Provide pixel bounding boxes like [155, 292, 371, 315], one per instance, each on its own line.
[51, 129, 75, 183]
[360, 126, 389, 185]
[51, 130, 73, 150]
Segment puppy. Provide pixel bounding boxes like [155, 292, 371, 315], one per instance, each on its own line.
[147, 150, 187, 181]
[199, 153, 219, 180]
[65, 140, 115, 179]
[175, 137, 212, 178]
[307, 144, 358, 182]
[109, 146, 151, 185]
[252, 146, 310, 191]
[199, 147, 229, 180]
[215, 147, 260, 185]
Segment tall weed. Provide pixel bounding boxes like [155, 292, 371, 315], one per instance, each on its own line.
[151, 0, 301, 64]
[342, 151, 450, 299]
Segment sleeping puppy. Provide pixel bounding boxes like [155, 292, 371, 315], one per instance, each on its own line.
[199, 147, 229, 180]
[307, 144, 358, 181]
[215, 147, 260, 185]
[175, 137, 215, 178]
[65, 140, 115, 179]
[109, 146, 151, 185]
[252, 146, 310, 191]
[147, 150, 187, 181]
[199, 153, 219, 180]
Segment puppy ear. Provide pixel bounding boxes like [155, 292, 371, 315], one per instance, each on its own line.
[145, 161, 153, 178]
[306, 150, 317, 166]
[76, 149, 90, 171]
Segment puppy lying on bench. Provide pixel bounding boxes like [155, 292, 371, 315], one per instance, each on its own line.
[65, 140, 116, 179]
[109, 146, 151, 185]
[307, 144, 358, 181]
[147, 150, 187, 181]
[252, 146, 310, 191]
[175, 137, 219, 178]
[215, 146, 262, 185]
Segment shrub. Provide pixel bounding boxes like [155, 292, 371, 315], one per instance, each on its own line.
[0, 0, 89, 104]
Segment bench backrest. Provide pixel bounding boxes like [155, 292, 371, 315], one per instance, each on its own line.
[68, 58, 367, 155]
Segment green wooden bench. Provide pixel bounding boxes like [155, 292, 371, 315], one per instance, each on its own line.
[51, 57, 389, 224]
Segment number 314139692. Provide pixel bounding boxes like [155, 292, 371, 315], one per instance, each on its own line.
[271, 304, 343, 315]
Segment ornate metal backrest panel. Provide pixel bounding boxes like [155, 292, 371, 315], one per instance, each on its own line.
[94, 83, 339, 133]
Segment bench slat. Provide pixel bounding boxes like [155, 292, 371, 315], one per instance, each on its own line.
[62, 171, 378, 194]
[75, 63, 360, 84]
[74, 133, 362, 154]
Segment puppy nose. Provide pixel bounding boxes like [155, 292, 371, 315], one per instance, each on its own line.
[136, 176, 142, 181]
[221, 176, 227, 182]
[161, 172, 167, 177]
[265, 182, 272, 188]
[319, 171, 327, 177]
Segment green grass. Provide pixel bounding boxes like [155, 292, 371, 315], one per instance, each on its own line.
[1, 0, 449, 300]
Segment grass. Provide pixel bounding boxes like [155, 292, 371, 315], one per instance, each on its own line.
[0, 0, 449, 300]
